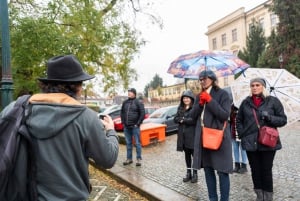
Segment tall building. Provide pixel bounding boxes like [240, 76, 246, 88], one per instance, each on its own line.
[206, 0, 275, 54]
[205, 0, 276, 87]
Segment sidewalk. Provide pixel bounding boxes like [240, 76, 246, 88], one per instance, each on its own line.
[104, 122, 300, 201]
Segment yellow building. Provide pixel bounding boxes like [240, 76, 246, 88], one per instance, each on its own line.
[205, 0, 276, 87]
[206, 0, 276, 53]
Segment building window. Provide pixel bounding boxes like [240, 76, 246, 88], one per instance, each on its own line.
[259, 18, 264, 30]
[270, 13, 277, 28]
[212, 38, 217, 50]
[221, 34, 227, 46]
[232, 29, 237, 42]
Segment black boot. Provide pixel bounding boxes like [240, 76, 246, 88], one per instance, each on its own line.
[233, 162, 240, 173]
[239, 163, 248, 174]
[183, 170, 192, 182]
[191, 170, 198, 183]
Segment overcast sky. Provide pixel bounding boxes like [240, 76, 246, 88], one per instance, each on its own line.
[130, 0, 267, 93]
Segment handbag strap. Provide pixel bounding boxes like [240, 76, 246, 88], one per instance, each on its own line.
[222, 122, 227, 131]
[252, 109, 260, 128]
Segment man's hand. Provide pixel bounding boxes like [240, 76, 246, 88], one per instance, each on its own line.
[100, 115, 115, 130]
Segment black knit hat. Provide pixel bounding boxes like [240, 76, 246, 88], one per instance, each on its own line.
[128, 88, 137, 96]
[38, 55, 94, 83]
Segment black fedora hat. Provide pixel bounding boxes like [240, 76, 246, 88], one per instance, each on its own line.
[38, 55, 95, 82]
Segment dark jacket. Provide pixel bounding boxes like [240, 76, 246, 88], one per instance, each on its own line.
[236, 95, 287, 151]
[174, 90, 196, 151]
[192, 87, 233, 173]
[1, 93, 119, 201]
[121, 98, 145, 128]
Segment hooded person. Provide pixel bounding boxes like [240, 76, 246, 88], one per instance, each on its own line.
[0, 54, 119, 200]
[174, 90, 198, 183]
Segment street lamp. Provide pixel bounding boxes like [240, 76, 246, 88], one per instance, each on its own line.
[0, 0, 14, 108]
[278, 53, 283, 68]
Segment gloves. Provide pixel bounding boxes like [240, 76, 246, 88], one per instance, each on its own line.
[199, 91, 212, 106]
[260, 111, 271, 121]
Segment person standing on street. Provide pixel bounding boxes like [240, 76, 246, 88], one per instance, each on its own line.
[230, 104, 248, 174]
[236, 77, 287, 201]
[121, 88, 145, 166]
[174, 90, 197, 183]
[192, 70, 233, 201]
[0, 54, 119, 200]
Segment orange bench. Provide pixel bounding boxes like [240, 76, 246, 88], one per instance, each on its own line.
[136, 123, 166, 147]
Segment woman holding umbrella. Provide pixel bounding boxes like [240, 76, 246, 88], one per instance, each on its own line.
[236, 78, 287, 201]
[192, 70, 233, 201]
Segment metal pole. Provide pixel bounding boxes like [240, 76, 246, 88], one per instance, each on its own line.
[0, 0, 14, 108]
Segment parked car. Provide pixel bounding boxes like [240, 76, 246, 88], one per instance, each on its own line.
[99, 105, 159, 131]
[142, 105, 178, 135]
[144, 106, 160, 119]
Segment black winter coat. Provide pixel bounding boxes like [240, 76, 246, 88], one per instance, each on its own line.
[236, 95, 287, 151]
[121, 98, 145, 128]
[174, 106, 196, 151]
[191, 87, 233, 173]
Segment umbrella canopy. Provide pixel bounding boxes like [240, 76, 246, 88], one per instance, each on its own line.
[230, 68, 300, 126]
[167, 50, 250, 79]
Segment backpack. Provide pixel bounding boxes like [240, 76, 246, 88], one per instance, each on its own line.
[0, 95, 37, 201]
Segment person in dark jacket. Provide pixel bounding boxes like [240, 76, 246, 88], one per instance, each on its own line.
[192, 70, 232, 201]
[236, 77, 287, 201]
[174, 90, 197, 183]
[0, 55, 119, 201]
[121, 88, 145, 166]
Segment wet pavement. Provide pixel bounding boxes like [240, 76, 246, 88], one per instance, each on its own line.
[91, 121, 300, 201]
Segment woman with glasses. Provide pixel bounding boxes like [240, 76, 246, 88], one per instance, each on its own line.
[192, 70, 232, 201]
[236, 77, 287, 201]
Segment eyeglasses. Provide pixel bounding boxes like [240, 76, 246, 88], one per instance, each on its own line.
[251, 84, 262, 88]
[199, 78, 207, 82]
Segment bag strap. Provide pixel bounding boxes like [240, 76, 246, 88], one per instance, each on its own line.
[252, 108, 260, 129]
[202, 104, 227, 130]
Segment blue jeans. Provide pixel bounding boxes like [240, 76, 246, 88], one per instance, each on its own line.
[232, 139, 248, 164]
[204, 167, 230, 201]
[124, 126, 142, 160]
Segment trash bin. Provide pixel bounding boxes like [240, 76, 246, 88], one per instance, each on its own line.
[136, 123, 166, 146]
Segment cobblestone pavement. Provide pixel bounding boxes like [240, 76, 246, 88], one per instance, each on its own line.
[90, 121, 300, 201]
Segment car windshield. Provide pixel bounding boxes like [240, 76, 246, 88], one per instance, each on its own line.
[148, 107, 170, 118]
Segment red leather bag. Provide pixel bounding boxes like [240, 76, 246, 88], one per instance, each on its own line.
[258, 126, 279, 148]
[252, 109, 279, 148]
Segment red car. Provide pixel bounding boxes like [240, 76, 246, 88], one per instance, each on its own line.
[111, 106, 159, 131]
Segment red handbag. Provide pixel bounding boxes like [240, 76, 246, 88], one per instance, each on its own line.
[252, 109, 279, 148]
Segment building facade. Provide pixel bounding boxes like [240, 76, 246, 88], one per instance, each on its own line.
[206, 0, 275, 53]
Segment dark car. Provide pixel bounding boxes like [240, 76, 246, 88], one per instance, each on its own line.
[99, 105, 159, 131]
[142, 105, 178, 134]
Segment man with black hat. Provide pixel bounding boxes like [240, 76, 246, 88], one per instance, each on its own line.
[121, 88, 145, 166]
[0, 55, 119, 200]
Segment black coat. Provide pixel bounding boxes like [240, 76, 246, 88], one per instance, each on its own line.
[192, 87, 233, 173]
[174, 106, 196, 151]
[236, 95, 287, 151]
[121, 98, 145, 128]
